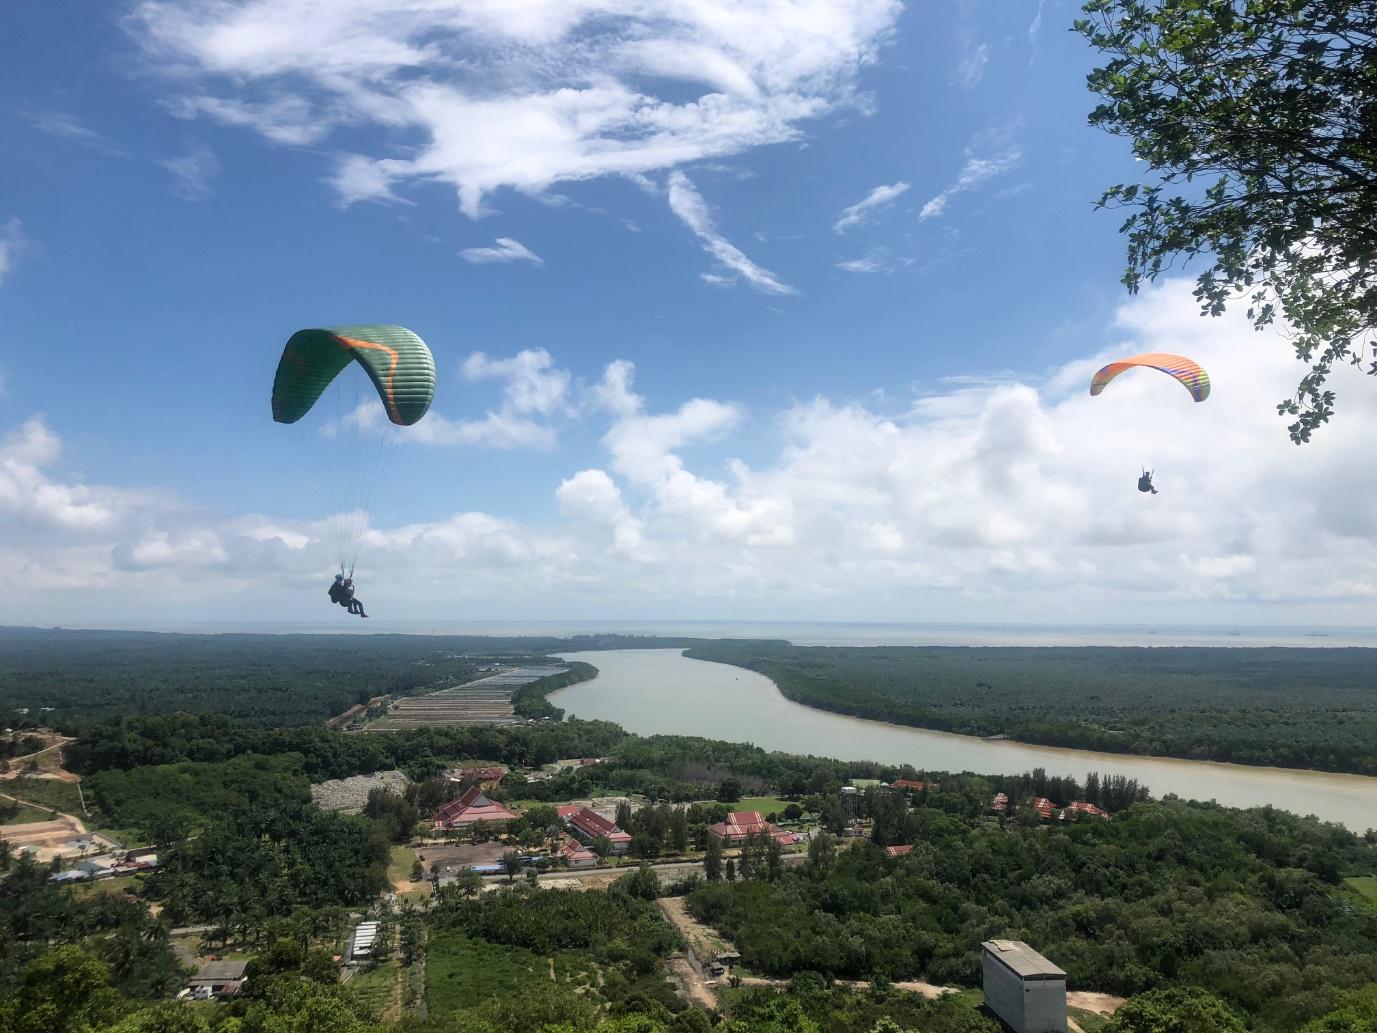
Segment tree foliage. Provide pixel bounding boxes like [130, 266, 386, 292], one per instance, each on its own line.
[1076, 0, 1377, 441]
[689, 800, 1377, 1031]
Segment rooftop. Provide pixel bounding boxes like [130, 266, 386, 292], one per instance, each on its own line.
[193, 960, 249, 982]
[982, 940, 1066, 980]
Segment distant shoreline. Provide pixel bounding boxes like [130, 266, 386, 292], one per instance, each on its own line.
[5, 620, 1377, 649]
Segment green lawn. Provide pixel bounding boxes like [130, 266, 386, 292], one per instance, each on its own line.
[730, 797, 798, 819]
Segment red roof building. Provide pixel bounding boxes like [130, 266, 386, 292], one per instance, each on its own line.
[1029, 797, 1055, 820]
[556, 804, 580, 819]
[884, 844, 914, 857]
[707, 810, 798, 848]
[559, 837, 599, 868]
[889, 779, 926, 792]
[432, 785, 519, 831]
[1060, 801, 1110, 820]
[991, 792, 1009, 813]
[566, 806, 632, 854]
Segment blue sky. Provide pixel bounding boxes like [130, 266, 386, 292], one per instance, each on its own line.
[4, 0, 1375, 626]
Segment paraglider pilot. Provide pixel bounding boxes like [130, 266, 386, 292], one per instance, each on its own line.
[1138, 469, 1158, 495]
[328, 573, 369, 618]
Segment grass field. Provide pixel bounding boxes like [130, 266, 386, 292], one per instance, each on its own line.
[1, 802, 53, 825]
[389, 845, 420, 886]
[70, 874, 145, 899]
[425, 929, 597, 1022]
[730, 797, 797, 818]
[1, 777, 84, 816]
[1342, 876, 1377, 911]
[94, 827, 150, 849]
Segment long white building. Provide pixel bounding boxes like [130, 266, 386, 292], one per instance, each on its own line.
[981, 939, 1067, 1033]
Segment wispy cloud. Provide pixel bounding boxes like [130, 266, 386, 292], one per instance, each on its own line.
[161, 145, 220, 200]
[0, 219, 26, 288]
[833, 181, 910, 234]
[459, 238, 544, 266]
[20, 111, 129, 157]
[667, 172, 794, 296]
[837, 247, 910, 274]
[130, 0, 903, 218]
[1028, 0, 1047, 47]
[920, 135, 1023, 221]
[952, 41, 989, 89]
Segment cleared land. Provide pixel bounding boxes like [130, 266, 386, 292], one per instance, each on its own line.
[311, 770, 411, 812]
[0, 817, 120, 864]
[365, 666, 568, 730]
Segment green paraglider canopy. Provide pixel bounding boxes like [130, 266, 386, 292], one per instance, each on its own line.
[272, 324, 435, 427]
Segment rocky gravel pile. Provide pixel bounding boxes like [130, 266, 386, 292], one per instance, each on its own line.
[310, 769, 411, 812]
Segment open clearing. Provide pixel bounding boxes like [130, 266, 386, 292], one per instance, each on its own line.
[1343, 876, 1377, 910]
[729, 797, 795, 817]
[657, 896, 737, 963]
[0, 816, 120, 864]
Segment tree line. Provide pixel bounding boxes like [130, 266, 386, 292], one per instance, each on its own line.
[687, 642, 1377, 776]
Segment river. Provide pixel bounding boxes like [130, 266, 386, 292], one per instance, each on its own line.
[550, 648, 1377, 831]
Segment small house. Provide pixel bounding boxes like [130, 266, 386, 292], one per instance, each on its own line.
[187, 959, 249, 999]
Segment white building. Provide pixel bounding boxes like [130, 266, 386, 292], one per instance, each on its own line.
[981, 940, 1067, 1033]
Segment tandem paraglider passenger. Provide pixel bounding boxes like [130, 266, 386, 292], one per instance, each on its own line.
[340, 578, 368, 618]
[327, 574, 368, 617]
[1138, 470, 1158, 495]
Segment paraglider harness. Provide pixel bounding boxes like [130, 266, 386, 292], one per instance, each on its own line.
[1137, 469, 1158, 495]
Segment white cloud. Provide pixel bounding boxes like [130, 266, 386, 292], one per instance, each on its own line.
[667, 172, 794, 295]
[919, 136, 1022, 221]
[162, 145, 220, 200]
[459, 238, 544, 266]
[591, 359, 644, 419]
[21, 111, 130, 157]
[837, 246, 909, 274]
[132, 0, 904, 216]
[0, 417, 138, 532]
[833, 181, 909, 234]
[557, 469, 644, 555]
[165, 95, 327, 146]
[952, 41, 989, 89]
[11, 280, 1377, 623]
[0, 219, 26, 288]
[1028, 0, 1047, 47]
[396, 348, 571, 450]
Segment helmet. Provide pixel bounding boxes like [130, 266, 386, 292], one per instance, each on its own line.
[334, 573, 344, 581]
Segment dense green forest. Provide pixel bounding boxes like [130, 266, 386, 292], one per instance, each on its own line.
[687, 642, 1377, 775]
[689, 799, 1377, 1032]
[0, 627, 702, 727]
